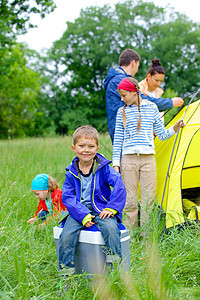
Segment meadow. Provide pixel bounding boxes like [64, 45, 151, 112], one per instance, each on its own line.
[1, 135, 200, 299]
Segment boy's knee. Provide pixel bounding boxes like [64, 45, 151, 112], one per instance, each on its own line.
[103, 218, 118, 234]
[59, 230, 71, 246]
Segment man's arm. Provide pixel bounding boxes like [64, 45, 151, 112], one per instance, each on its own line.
[140, 92, 173, 111]
[140, 92, 184, 111]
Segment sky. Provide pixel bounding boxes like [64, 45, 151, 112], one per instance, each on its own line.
[17, 0, 199, 52]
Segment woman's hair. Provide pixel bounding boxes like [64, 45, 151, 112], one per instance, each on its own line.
[119, 49, 141, 66]
[73, 125, 99, 146]
[148, 59, 165, 76]
[121, 77, 141, 134]
[48, 175, 59, 192]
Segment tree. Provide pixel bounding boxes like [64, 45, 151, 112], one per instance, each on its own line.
[148, 17, 200, 94]
[0, 0, 56, 138]
[1, 0, 199, 138]
[0, 44, 41, 138]
[45, 0, 199, 134]
[0, 0, 56, 48]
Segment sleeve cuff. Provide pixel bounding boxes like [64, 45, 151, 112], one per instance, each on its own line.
[112, 160, 120, 167]
[82, 213, 92, 226]
[104, 208, 118, 215]
[169, 126, 176, 136]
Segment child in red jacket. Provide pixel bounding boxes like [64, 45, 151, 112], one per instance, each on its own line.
[27, 174, 67, 225]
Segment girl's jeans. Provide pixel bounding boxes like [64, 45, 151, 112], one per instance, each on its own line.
[59, 204, 121, 269]
[121, 153, 156, 228]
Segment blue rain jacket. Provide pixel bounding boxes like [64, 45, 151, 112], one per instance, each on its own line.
[62, 153, 126, 224]
[103, 67, 173, 143]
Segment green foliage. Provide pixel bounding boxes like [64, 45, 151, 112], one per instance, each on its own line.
[0, 0, 200, 138]
[0, 0, 56, 48]
[0, 44, 41, 138]
[149, 17, 200, 94]
[0, 0, 56, 138]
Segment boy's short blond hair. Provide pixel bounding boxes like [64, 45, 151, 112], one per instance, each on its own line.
[73, 125, 99, 146]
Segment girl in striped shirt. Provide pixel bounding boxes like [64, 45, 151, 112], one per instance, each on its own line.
[113, 77, 184, 230]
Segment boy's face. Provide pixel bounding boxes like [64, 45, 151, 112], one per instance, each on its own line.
[32, 190, 49, 200]
[72, 137, 99, 165]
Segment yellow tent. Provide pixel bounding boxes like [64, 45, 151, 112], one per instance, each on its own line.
[155, 99, 200, 228]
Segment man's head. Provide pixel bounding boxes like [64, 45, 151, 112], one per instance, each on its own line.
[73, 125, 99, 147]
[119, 49, 140, 77]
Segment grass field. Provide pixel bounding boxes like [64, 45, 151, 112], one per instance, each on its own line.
[1, 135, 200, 299]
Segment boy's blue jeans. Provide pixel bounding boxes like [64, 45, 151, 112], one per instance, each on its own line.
[59, 205, 121, 269]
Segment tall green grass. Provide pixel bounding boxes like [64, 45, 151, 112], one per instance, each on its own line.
[1, 135, 200, 299]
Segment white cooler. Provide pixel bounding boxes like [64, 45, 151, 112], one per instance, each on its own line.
[53, 224, 130, 274]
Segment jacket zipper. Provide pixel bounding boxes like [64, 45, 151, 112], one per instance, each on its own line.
[69, 169, 104, 212]
[69, 170, 82, 201]
[92, 174, 101, 213]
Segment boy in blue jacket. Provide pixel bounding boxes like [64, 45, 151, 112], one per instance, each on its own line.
[59, 125, 126, 274]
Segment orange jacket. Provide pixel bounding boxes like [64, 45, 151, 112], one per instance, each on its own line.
[139, 78, 164, 98]
[33, 188, 67, 218]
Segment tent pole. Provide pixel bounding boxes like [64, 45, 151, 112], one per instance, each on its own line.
[157, 89, 200, 230]
[163, 91, 200, 119]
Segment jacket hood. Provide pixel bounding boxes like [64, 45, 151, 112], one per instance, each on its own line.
[65, 153, 111, 175]
[103, 67, 126, 90]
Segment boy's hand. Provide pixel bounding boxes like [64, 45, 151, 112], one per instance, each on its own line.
[173, 119, 185, 132]
[99, 209, 113, 219]
[85, 215, 95, 228]
[172, 97, 184, 107]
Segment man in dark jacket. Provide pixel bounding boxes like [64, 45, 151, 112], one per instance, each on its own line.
[104, 49, 184, 143]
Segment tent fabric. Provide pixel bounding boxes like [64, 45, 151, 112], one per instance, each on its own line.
[155, 99, 200, 228]
[182, 129, 200, 189]
[183, 198, 200, 221]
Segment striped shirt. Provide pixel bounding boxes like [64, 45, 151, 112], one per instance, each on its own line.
[113, 99, 175, 166]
